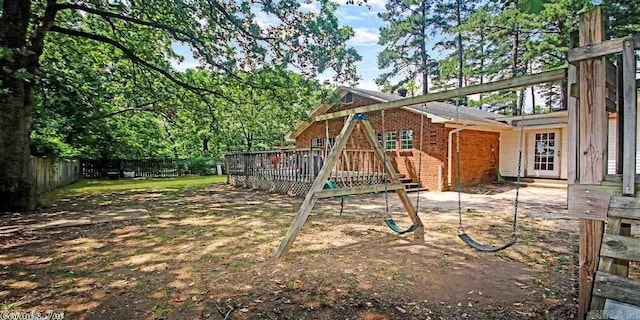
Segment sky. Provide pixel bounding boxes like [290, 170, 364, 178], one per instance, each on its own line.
[170, 1, 390, 91]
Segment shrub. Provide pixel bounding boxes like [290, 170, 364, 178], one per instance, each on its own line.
[185, 157, 216, 175]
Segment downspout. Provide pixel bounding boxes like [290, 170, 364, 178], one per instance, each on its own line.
[448, 126, 468, 187]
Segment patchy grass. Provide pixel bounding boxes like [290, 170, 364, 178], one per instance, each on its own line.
[41, 175, 226, 203]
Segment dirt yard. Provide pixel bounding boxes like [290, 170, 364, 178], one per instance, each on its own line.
[0, 178, 578, 319]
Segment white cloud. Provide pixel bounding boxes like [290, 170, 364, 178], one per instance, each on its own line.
[357, 80, 379, 91]
[300, 2, 320, 13]
[172, 60, 201, 71]
[334, 0, 386, 11]
[336, 9, 364, 21]
[253, 6, 280, 28]
[347, 28, 379, 46]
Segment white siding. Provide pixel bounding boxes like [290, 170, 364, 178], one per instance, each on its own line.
[608, 111, 640, 174]
[499, 130, 522, 177]
[561, 127, 568, 179]
[608, 118, 617, 174]
[501, 126, 567, 179]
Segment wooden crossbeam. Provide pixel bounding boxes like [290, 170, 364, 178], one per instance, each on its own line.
[314, 69, 567, 122]
[568, 35, 640, 63]
[314, 183, 404, 199]
[608, 196, 640, 220]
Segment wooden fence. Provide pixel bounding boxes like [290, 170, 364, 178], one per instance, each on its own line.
[80, 159, 193, 178]
[32, 157, 81, 194]
[225, 148, 386, 196]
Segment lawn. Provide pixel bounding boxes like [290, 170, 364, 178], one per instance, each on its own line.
[41, 175, 226, 204]
[1, 178, 579, 319]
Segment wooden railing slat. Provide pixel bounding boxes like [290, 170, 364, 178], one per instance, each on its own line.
[600, 234, 640, 262]
[593, 271, 640, 307]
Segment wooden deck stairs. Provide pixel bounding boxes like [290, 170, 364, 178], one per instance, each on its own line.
[397, 174, 428, 193]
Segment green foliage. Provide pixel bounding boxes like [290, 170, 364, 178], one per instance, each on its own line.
[3, 0, 359, 160]
[376, 0, 437, 94]
[183, 157, 217, 176]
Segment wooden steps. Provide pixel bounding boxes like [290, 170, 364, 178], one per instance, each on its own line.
[514, 178, 567, 189]
[588, 195, 640, 319]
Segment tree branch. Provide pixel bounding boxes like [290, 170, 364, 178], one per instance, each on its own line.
[49, 26, 236, 104]
[206, 0, 276, 41]
[56, 4, 200, 40]
[28, 0, 60, 70]
[56, 3, 290, 94]
[89, 100, 159, 121]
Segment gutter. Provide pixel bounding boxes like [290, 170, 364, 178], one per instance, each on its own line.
[448, 126, 468, 186]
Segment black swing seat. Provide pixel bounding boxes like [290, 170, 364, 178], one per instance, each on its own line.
[458, 233, 517, 252]
[384, 217, 419, 235]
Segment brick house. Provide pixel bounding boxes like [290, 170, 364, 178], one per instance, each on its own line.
[287, 87, 511, 191]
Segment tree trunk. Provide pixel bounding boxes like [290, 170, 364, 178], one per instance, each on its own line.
[161, 121, 179, 159]
[530, 60, 536, 113]
[420, 0, 428, 95]
[246, 133, 253, 151]
[511, 26, 520, 115]
[456, 0, 463, 90]
[202, 136, 210, 154]
[0, 0, 37, 212]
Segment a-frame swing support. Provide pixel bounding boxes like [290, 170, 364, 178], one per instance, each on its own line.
[274, 113, 424, 258]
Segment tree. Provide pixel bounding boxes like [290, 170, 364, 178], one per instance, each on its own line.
[376, 0, 436, 94]
[0, 0, 360, 211]
[429, 0, 476, 92]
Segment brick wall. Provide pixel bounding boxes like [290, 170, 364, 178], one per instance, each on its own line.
[294, 93, 500, 191]
[296, 99, 448, 191]
[449, 129, 500, 188]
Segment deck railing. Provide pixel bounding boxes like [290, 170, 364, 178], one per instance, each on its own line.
[225, 147, 386, 196]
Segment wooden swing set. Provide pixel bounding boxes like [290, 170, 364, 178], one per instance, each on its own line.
[273, 8, 640, 319]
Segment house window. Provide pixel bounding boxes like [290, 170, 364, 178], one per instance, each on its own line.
[312, 138, 324, 148]
[384, 131, 397, 151]
[377, 132, 383, 147]
[400, 130, 413, 150]
[341, 92, 354, 105]
[327, 137, 336, 149]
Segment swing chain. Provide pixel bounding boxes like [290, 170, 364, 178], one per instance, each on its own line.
[416, 112, 425, 213]
[512, 95, 526, 235]
[456, 99, 464, 234]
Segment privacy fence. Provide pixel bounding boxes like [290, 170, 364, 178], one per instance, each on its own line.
[32, 157, 81, 194]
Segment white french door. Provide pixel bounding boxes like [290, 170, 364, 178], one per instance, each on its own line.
[527, 130, 560, 178]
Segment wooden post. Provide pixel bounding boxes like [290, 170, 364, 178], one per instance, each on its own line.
[567, 57, 579, 183]
[616, 55, 624, 175]
[275, 114, 358, 257]
[622, 39, 637, 195]
[575, 8, 607, 320]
